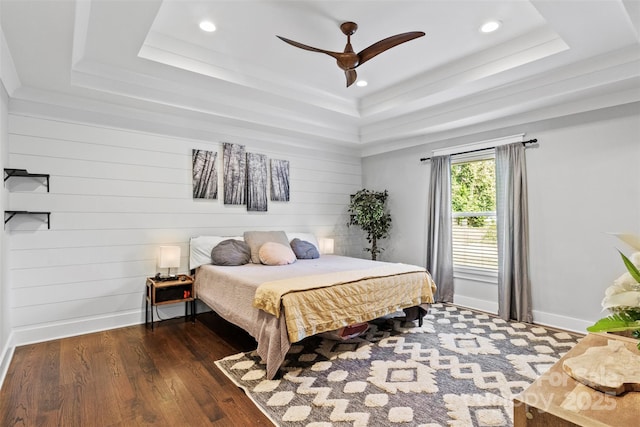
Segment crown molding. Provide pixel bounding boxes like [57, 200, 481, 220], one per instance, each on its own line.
[8, 86, 362, 157]
[359, 46, 640, 146]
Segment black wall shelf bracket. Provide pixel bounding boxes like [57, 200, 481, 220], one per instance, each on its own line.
[4, 168, 50, 192]
[4, 211, 51, 229]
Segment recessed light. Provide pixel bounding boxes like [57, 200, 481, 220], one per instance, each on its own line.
[480, 20, 501, 33]
[356, 80, 368, 87]
[199, 20, 216, 32]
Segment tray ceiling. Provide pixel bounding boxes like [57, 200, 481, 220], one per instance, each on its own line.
[1, 0, 639, 155]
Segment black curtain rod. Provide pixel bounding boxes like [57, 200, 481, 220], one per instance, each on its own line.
[419, 138, 538, 162]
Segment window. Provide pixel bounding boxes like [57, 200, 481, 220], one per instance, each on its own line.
[451, 155, 498, 272]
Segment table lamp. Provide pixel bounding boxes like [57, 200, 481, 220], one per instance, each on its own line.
[158, 246, 180, 278]
[318, 238, 335, 255]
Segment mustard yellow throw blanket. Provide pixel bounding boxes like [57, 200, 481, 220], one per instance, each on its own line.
[254, 263, 436, 342]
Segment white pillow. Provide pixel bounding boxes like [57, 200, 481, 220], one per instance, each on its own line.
[259, 242, 297, 266]
[286, 232, 320, 252]
[189, 236, 243, 270]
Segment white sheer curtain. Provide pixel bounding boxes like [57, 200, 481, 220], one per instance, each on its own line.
[495, 143, 532, 322]
[426, 155, 454, 302]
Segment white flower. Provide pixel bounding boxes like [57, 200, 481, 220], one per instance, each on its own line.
[612, 272, 639, 289]
[602, 290, 640, 310]
[602, 265, 640, 310]
[590, 236, 640, 348]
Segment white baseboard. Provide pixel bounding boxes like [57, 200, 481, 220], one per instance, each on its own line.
[453, 295, 498, 314]
[452, 296, 592, 334]
[0, 331, 16, 389]
[531, 309, 592, 335]
[10, 310, 143, 348]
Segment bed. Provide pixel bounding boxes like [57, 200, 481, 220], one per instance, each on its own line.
[190, 232, 437, 379]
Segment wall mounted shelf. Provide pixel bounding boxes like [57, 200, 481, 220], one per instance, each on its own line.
[4, 168, 51, 230]
[4, 211, 51, 229]
[4, 168, 50, 192]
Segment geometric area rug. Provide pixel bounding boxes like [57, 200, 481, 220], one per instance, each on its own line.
[215, 304, 581, 427]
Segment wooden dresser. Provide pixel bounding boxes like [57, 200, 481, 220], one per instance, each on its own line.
[513, 333, 639, 427]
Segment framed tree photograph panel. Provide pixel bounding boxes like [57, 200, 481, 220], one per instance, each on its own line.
[270, 159, 290, 202]
[192, 149, 218, 199]
[246, 152, 268, 212]
[223, 142, 246, 205]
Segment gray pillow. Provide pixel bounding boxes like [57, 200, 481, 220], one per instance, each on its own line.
[211, 239, 251, 266]
[290, 238, 320, 259]
[243, 230, 290, 263]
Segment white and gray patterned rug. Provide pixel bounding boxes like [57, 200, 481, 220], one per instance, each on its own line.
[215, 304, 581, 426]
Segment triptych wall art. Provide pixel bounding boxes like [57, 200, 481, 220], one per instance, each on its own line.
[222, 142, 246, 205]
[192, 143, 290, 212]
[270, 159, 290, 202]
[192, 149, 218, 199]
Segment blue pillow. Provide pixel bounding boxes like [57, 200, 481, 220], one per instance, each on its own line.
[290, 238, 320, 259]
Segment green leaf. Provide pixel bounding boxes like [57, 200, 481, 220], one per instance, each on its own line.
[620, 250, 640, 283]
[587, 312, 640, 333]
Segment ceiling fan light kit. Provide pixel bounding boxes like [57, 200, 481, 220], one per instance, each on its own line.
[277, 21, 425, 87]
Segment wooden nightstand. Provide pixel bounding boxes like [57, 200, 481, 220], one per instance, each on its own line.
[145, 274, 195, 330]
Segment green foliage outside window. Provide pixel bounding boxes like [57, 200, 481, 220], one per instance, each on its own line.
[451, 159, 496, 227]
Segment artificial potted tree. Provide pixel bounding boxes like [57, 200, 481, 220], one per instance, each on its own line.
[348, 189, 392, 260]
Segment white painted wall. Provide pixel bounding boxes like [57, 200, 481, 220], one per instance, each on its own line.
[525, 106, 640, 331]
[4, 114, 362, 347]
[362, 103, 640, 333]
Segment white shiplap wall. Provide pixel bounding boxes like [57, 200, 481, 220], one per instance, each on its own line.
[0, 84, 10, 380]
[6, 114, 362, 345]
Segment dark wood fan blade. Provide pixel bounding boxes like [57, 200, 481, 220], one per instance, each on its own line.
[345, 69, 357, 87]
[357, 31, 425, 66]
[276, 36, 342, 60]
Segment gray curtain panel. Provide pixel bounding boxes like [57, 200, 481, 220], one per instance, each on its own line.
[426, 155, 454, 302]
[496, 143, 533, 322]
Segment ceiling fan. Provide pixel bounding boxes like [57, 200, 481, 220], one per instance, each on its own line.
[277, 22, 425, 87]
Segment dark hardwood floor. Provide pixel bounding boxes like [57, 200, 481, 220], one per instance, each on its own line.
[0, 312, 274, 426]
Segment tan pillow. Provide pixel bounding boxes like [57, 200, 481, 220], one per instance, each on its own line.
[258, 242, 297, 266]
[243, 230, 290, 263]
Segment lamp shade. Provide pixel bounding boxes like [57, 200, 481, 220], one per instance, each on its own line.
[158, 246, 181, 269]
[318, 238, 334, 255]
